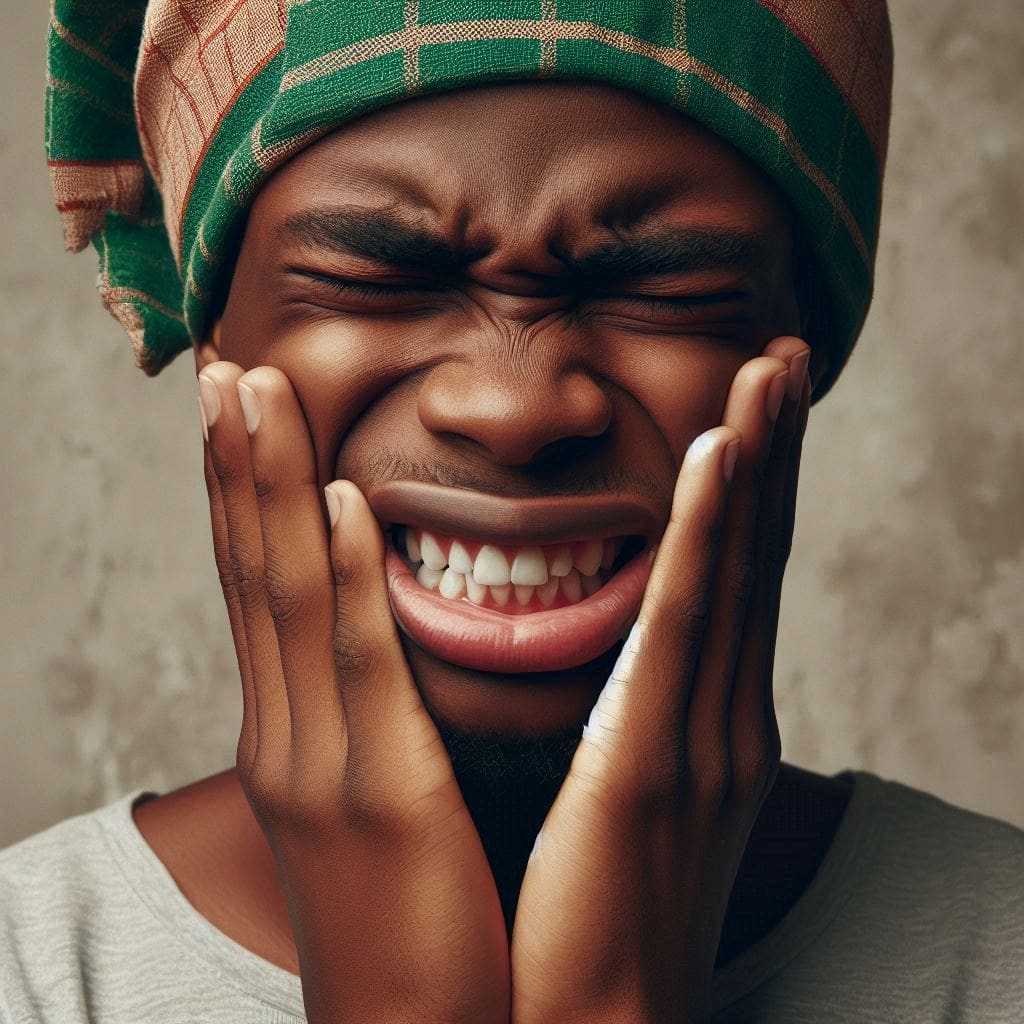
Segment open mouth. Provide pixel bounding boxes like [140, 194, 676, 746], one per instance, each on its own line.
[369, 482, 660, 674]
[387, 525, 647, 615]
[383, 527, 653, 674]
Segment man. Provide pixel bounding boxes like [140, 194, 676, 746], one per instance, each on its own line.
[4, 1, 1022, 1021]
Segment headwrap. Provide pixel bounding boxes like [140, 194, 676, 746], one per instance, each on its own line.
[46, 0, 892, 399]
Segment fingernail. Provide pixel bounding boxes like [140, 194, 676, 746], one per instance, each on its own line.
[766, 370, 788, 424]
[787, 350, 810, 402]
[723, 439, 740, 483]
[197, 396, 209, 443]
[197, 374, 220, 429]
[237, 381, 262, 435]
[686, 428, 719, 461]
[324, 485, 342, 529]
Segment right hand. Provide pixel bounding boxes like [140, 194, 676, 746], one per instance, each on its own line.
[198, 360, 509, 1024]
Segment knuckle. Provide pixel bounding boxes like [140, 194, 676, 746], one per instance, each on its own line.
[235, 732, 257, 778]
[211, 452, 248, 491]
[202, 457, 220, 495]
[215, 554, 238, 596]
[689, 752, 733, 809]
[241, 759, 288, 819]
[650, 584, 711, 647]
[676, 605, 710, 649]
[330, 554, 360, 592]
[242, 760, 346, 841]
[338, 760, 416, 842]
[631, 747, 686, 816]
[733, 741, 779, 796]
[251, 471, 277, 503]
[281, 780, 345, 840]
[332, 621, 383, 679]
[229, 553, 266, 604]
[261, 570, 302, 629]
[724, 550, 758, 608]
[343, 792, 407, 847]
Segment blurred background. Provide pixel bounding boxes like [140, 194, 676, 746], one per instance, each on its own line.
[2, 1, 1022, 846]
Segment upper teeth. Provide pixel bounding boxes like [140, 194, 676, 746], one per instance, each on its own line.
[510, 547, 547, 586]
[402, 528, 624, 588]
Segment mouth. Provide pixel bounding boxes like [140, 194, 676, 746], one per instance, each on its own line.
[388, 526, 647, 612]
[370, 482, 661, 675]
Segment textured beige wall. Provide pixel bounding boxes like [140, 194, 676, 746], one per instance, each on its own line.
[2, 2, 1022, 846]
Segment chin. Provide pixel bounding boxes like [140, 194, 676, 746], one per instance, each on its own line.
[399, 634, 620, 740]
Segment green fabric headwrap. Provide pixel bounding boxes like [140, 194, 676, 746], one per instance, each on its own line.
[46, 0, 892, 400]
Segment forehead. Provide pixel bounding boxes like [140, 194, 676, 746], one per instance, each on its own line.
[255, 80, 793, 246]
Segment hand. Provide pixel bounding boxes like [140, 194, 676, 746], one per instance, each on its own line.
[197, 362, 509, 1024]
[509, 338, 812, 1024]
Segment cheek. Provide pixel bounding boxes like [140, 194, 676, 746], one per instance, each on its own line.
[607, 344, 749, 465]
[223, 313, 412, 485]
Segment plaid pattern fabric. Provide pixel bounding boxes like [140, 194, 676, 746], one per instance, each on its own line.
[46, 0, 892, 398]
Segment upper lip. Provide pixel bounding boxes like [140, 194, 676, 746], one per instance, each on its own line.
[367, 481, 665, 547]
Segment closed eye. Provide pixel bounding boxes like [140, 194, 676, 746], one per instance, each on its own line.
[602, 290, 747, 309]
[301, 274, 439, 299]
[585, 290, 751, 320]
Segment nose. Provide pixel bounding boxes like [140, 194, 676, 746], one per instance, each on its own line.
[417, 359, 613, 467]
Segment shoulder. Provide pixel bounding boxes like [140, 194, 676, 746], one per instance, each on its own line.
[719, 773, 1024, 1022]
[0, 799, 123, 911]
[842, 772, 1024, 1015]
[0, 792, 156, 1023]
[863, 772, 1024, 889]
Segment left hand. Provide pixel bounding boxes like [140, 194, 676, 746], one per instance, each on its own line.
[509, 337, 812, 1024]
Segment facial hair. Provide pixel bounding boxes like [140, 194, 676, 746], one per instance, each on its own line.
[434, 719, 583, 937]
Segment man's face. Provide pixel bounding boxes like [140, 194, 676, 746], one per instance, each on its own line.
[214, 81, 807, 741]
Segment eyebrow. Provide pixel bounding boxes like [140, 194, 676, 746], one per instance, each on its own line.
[559, 227, 764, 282]
[280, 207, 463, 274]
[280, 206, 765, 282]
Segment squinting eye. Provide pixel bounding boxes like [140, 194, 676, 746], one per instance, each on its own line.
[619, 291, 746, 310]
[595, 291, 749, 318]
[307, 276, 433, 299]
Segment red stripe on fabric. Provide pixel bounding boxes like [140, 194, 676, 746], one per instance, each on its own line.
[755, 0, 887, 154]
[178, 43, 284, 245]
[150, 37, 208, 134]
[177, 1, 217, 96]
[205, 0, 253, 48]
[837, 0, 889, 83]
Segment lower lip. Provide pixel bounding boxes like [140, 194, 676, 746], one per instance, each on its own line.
[384, 546, 653, 674]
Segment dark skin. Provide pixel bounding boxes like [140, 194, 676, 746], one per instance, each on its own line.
[135, 82, 853, 1019]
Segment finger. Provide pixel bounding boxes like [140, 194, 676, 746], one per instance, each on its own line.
[200, 362, 292, 763]
[324, 480, 450, 808]
[200, 390, 257, 770]
[679, 356, 790, 798]
[730, 344, 811, 793]
[234, 367, 343, 756]
[575, 425, 739, 796]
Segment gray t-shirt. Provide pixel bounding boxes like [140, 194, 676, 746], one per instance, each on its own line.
[1, 770, 1023, 1022]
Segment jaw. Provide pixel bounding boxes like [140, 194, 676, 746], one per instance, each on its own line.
[398, 630, 621, 739]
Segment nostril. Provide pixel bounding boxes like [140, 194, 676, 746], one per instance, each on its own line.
[416, 360, 612, 467]
[534, 431, 611, 471]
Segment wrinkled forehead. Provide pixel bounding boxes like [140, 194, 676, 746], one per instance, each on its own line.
[250, 81, 795, 252]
